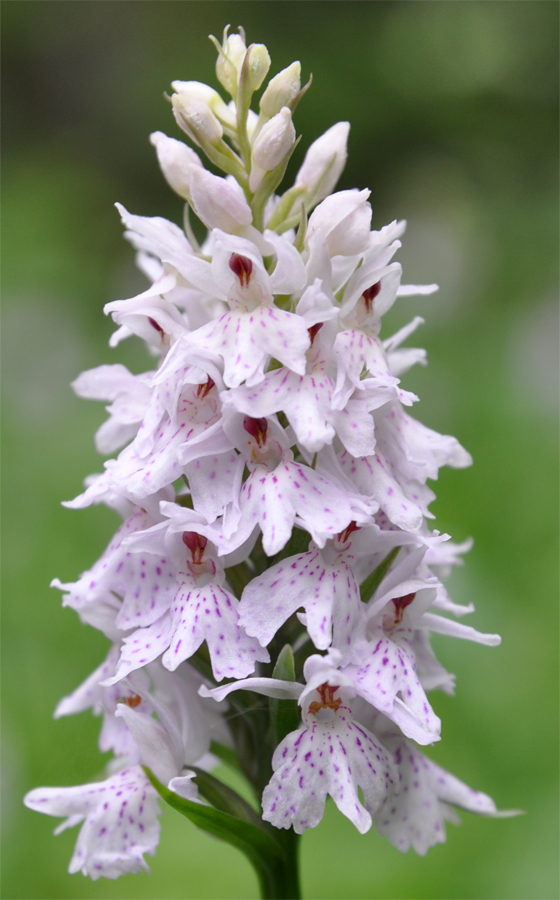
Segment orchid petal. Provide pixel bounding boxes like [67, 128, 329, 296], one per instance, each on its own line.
[24, 766, 161, 880]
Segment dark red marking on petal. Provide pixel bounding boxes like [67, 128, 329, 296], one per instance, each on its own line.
[229, 253, 253, 287]
[337, 520, 360, 544]
[182, 531, 208, 565]
[309, 682, 342, 715]
[243, 416, 268, 448]
[392, 592, 416, 624]
[116, 694, 142, 708]
[196, 377, 215, 400]
[147, 316, 165, 336]
[362, 281, 381, 312]
[308, 322, 323, 345]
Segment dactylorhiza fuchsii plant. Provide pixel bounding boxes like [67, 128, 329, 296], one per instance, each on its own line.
[25, 26, 517, 899]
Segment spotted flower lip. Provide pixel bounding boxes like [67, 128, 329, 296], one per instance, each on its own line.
[24, 766, 163, 880]
[28, 27, 509, 885]
[262, 704, 397, 835]
[200, 653, 398, 834]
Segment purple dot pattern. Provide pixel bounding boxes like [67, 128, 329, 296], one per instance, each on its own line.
[162, 577, 269, 680]
[220, 458, 365, 558]
[52, 511, 177, 631]
[333, 329, 401, 401]
[262, 708, 397, 835]
[24, 766, 160, 880]
[344, 627, 441, 744]
[239, 549, 363, 654]
[374, 738, 497, 855]
[32, 42, 503, 881]
[189, 306, 310, 389]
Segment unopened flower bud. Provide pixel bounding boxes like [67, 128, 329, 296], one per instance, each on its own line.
[172, 95, 223, 148]
[249, 107, 296, 192]
[224, 33, 247, 68]
[150, 132, 202, 200]
[214, 30, 247, 95]
[171, 80, 236, 129]
[188, 166, 253, 232]
[259, 61, 301, 118]
[295, 121, 350, 203]
[307, 188, 372, 257]
[244, 43, 271, 93]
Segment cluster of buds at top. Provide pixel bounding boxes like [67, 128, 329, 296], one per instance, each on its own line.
[151, 25, 346, 235]
[24, 25, 514, 887]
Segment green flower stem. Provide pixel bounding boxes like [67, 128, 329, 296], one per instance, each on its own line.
[263, 830, 301, 900]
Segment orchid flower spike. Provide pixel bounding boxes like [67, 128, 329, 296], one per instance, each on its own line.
[26, 23, 515, 897]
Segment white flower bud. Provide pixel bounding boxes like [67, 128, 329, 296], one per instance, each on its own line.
[225, 33, 247, 69]
[215, 32, 247, 95]
[249, 107, 296, 192]
[171, 95, 223, 148]
[171, 80, 236, 129]
[244, 43, 271, 93]
[295, 121, 350, 203]
[149, 132, 202, 200]
[188, 166, 253, 232]
[259, 62, 301, 118]
[307, 188, 372, 257]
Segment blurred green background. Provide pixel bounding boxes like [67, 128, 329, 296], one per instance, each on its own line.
[2, 2, 558, 898]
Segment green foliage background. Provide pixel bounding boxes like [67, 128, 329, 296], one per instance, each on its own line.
[2, 3, 558, 898]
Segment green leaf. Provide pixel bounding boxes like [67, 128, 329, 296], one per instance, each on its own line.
[288, 72, 313, 114]
[272, 644, 296, 681]
[144, 767, 286, 886]
[182, 204, 202, 255]
[190, 766, 263, 827]
[210, 739, 243, 773]
[359, 546, 401, 603]
[176, 493, 194, 509]
[270, 645, 300, 746]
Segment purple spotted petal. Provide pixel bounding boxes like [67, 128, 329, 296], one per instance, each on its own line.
[239, 550, 363, 654]
[262, 709, 396, 834]
[162, 578, 269, 681]
[183, 451, 244, 522]
[332, 330, 399, 407]
[107, 387, 222, 500]
[52, 511, 177, 631]
[227, 367, 336, 453]
[338, 449, 425, 532]
[222, 460, 364, 557]
[344, 629, 441, 745]
[109, 612, 175, 683]
[331, 400, 376, 459]
[188, 307, 310, 388]
[24, 766, 161, 880]
[374, 739, 498, 855]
